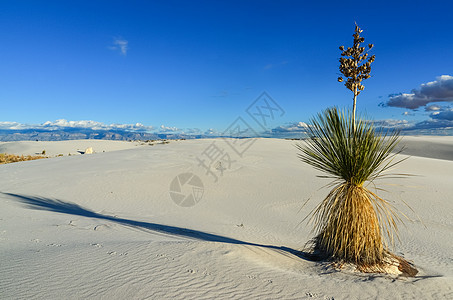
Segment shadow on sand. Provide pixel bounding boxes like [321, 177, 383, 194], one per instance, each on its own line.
[3, 193, 438, 279]
[2, 192, 304, 258]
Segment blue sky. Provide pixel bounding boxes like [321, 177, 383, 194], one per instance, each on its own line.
[1, 0, 453, 136]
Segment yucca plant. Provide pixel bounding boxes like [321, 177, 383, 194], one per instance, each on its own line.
[296, 108, 403, 267]
[297, 25, 417, 275]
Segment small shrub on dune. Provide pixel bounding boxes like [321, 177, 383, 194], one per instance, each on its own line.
[297, 24, 417, 276]
[0, 153, 47, 164]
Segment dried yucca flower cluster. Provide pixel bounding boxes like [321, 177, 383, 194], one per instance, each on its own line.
[337, 24, 375, 123]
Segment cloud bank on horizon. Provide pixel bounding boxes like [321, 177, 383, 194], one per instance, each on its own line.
[275, 118, 453, 137]
[380, 75, 453, 131]
[385, 75, 453, 112]
[1, 116, 453, 140]
[0, 119, 153, 132]
[0, 119, 222, 138]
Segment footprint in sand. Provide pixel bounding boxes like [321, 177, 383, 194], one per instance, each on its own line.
[107, 251, 128, 256]
[156, 253, 174, 261]
[305, 292, 319, 298]
[94, 224, 111, 231]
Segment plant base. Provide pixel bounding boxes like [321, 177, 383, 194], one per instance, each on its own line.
[301, 247, 418, 277]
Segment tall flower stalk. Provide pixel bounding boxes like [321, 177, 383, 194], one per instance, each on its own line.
[337, 24, 375, 128]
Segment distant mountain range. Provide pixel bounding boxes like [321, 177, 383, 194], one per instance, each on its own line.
[5, 123, 446, 142]
[0, 128, 209, 142]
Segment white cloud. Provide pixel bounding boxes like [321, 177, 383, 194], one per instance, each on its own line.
[204, 128, 219, 136]
[0, 121, 29, 130]
[272, 121, 309, 133]
[263, 118, 453, 137]
[373, 119, 413, 129]
[159, 125, 179, 132]
[409, 119, 453, 131]
[182, 128, 202, 135]
[425, 104, 442, 111]
[430, 108, 453, 121]
[110, 38, 129, 55]
[0, 119, 153, 132]
[374, 118, 453, 133]
[386, 75, 453, 109]
[267, 122, 310, 138]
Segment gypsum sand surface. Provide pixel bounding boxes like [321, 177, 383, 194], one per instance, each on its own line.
[0, 137, 452, 299]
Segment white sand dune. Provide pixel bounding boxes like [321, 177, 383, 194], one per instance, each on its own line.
[1, 137, 452, 299]
[0, 140, 144, 157]
[398, 136, 453, 161]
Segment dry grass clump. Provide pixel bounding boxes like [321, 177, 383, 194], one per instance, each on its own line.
[0, 153, 47, 164]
